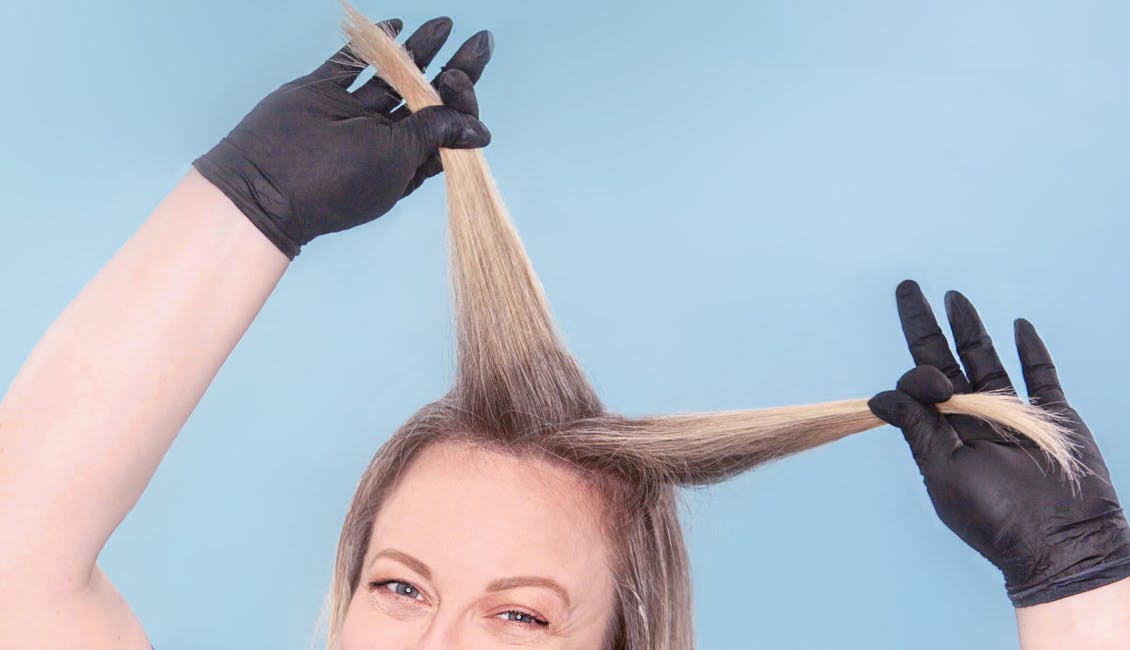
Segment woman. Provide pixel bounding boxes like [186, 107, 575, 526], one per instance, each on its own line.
[0, 13, 1127, 650]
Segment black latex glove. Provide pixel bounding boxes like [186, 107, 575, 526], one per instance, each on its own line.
[868, 279, 1130, 607]
[192, 17, 494, 260]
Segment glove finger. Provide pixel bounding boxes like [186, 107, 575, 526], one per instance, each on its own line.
[438, 29, 493, 85]
[354, 16, 453, 113]
[403, 16, 454, 71]
[311, 19, 402, 87]
[895, 365, 955, 404]
[399, 105, 491, 165]
[898, 364, 1025, 445]
[1014, 319, 1069, 408]
[869, 389, 963, 471]
[435, 68, 480, 118]
[945, 290, 1016, 394]
[895, 279, 973, 393]
[890, 365, 1017, 446]
[353, 78, 402, 114]
[384, 30, 492, 121]
[400, 152, 445, 199]
[383, 71, 478, 123]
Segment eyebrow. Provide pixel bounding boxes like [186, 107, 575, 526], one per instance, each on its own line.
[370, 548, 431, 581]
[486, 575, 572, 608]
[368, 548, 573, 607]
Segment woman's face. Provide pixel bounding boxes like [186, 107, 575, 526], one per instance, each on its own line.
[340, 440, 618, 649]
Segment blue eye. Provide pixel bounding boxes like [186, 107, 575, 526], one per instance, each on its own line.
[369, 579, 425, 601]
[369, 579, 549, 627]
[500, 610, 549, 627]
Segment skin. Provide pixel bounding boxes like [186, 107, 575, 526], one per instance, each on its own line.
[1016, 576, 1130, 648]
[0, 169, 289, 648]
[340, 440, 617, 649]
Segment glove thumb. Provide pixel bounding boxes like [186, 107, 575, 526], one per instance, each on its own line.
[434, 68, 480, 118]
[869, 389, 963, 471]
[398, 104, 491, 165]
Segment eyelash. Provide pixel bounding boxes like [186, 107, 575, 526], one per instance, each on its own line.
[368, 580, 550, 627]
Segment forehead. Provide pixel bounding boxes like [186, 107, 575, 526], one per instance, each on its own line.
[367, 440, 613, 585]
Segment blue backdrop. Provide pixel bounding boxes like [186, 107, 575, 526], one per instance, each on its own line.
[1, 0, 1127, 647]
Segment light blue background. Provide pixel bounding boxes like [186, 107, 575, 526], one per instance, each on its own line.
[1, 0, 1127, 647]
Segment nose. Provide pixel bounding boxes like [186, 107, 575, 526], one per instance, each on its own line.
[411, 613, 468, 650]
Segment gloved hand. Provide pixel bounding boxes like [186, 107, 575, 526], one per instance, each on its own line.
[192, 17, 494, 260]
[868, 279, 1130, 607]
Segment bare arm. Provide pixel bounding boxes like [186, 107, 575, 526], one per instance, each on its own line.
[1017, 577, 1130, 649]
[0, 168, 288, 577]
[0, 18, 491, 646]
[0, 168, 289, 647]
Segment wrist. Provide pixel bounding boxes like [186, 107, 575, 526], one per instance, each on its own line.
[1006, 513, 1130, 608]
[1009, 555, 1130, 607]
[1016, 576, 1130, 649]
[180, 165, 294, 266]
[191, 139, 303, 260]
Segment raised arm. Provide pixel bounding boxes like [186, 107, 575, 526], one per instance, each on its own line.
[869, 280, 1130, 648]
[0, 170, 289, 647]
[0, 17, 493, 648]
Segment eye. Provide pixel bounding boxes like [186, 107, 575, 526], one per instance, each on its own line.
[369, 579, 426, 602]
[498, 610, 549, 627]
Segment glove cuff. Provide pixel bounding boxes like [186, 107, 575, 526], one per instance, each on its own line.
[192, 138, 303, 260]
[1008, 554, 1130, 608]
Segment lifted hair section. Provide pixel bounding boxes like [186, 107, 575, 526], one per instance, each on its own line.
[325, 4, 1087, 649]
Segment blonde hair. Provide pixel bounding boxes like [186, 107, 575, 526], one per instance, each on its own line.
[322, 4, 1086, 648]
